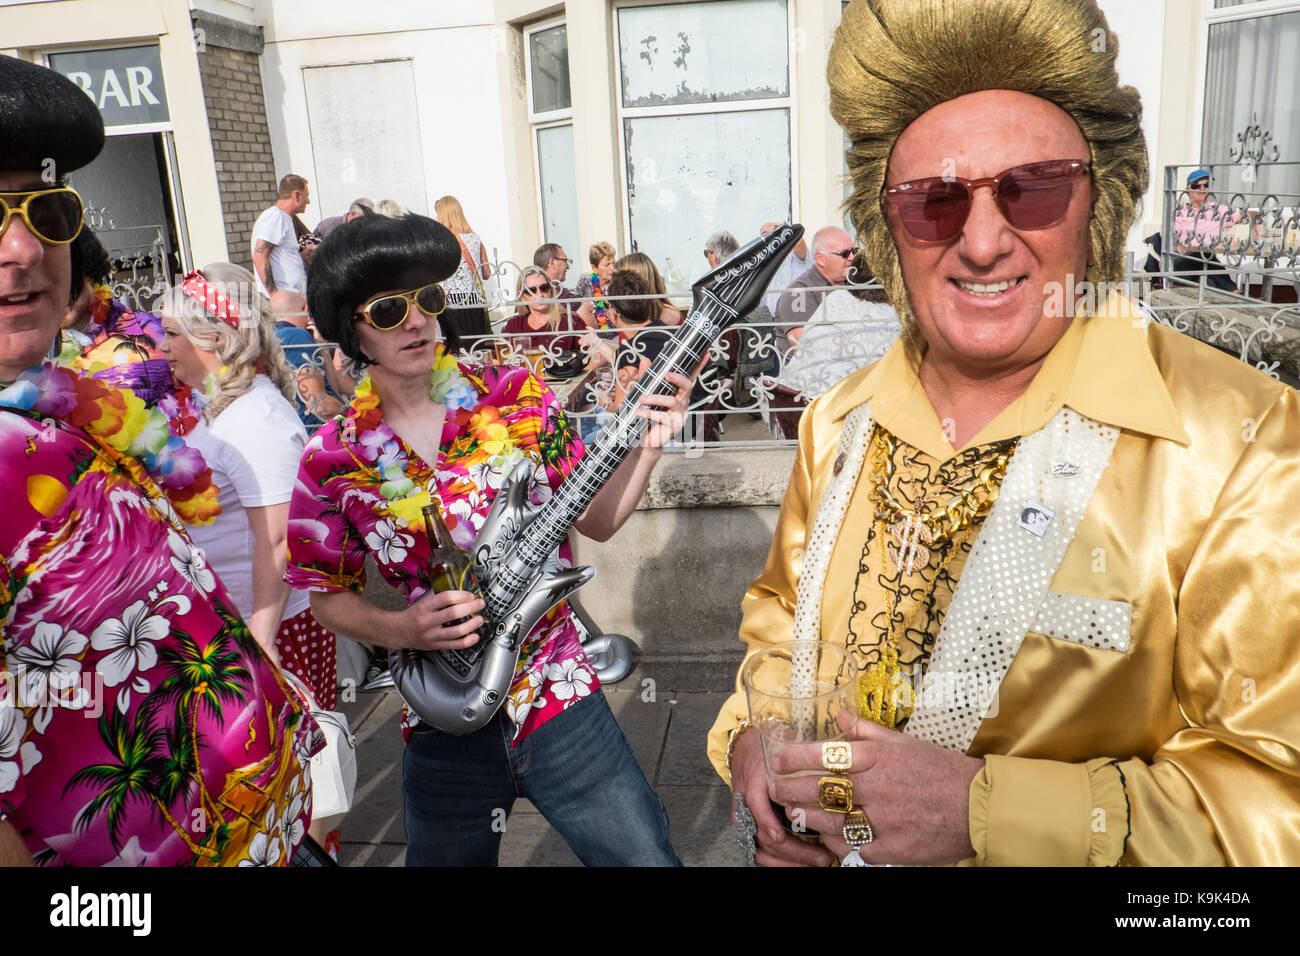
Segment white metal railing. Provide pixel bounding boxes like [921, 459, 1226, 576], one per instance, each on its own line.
[1160, 162, 1300, 300]
[269, 273, 1300, 445]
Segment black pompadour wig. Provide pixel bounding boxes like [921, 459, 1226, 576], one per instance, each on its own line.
[0, 56, 105, 173]
[307, 212, 462, 364]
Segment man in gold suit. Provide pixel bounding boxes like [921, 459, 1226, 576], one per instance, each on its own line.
[709, 0, 1300, 866]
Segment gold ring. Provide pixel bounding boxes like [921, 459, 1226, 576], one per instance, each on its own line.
[817, 775, 854, 813]
[821, 741, 853, 773]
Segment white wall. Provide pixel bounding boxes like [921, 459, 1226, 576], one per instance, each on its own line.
[259, 1, 523, 271]
[1098, 0, 1170, 260]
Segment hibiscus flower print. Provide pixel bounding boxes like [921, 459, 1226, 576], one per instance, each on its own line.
[90, 599, 169, 688]
[545, 658, 594, 703]
[365, 518, 414, 565]
[238, 830, 282, 867]
[7, 621, 89, 728]
[506, 671, 543, 727]
[0, 705, 26, 794]
[278, 779, 308, 850]
[168, 529, 216, 593]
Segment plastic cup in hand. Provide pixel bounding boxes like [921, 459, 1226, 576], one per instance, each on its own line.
[741, 640, 860, 786]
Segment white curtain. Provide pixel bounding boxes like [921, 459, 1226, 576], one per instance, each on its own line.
[1201, 11, 1300, 201]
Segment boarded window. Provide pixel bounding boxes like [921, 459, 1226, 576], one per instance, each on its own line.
[303, 60, 429, 221]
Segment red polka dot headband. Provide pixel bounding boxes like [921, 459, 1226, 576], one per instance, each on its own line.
[181, 270, 243, 329]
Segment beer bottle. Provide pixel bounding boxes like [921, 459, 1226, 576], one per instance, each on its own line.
[422, 503, 491, 648]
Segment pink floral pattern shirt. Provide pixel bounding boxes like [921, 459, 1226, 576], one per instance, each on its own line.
[285, 357, 598, 743]
[0, 404, 317, 867]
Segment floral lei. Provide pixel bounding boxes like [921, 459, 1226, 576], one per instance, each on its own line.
[590, 272, 611, 329]
[344, 345, 526, 528]
[0, 362, 221, 525]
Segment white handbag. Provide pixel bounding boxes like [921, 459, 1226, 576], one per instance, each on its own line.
[309, 708, 357, 822]
[283, 672, 357, 823]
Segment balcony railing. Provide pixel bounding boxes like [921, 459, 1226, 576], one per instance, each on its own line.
[1160, 162, 1300, 301]
[279, 268, 1300, 447]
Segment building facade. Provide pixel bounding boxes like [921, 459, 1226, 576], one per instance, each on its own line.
[2, 0, 1293, 301]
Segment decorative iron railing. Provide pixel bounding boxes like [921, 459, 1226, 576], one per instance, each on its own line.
[277, 267, 1300, 446]
[1160, 162, 1300, 299]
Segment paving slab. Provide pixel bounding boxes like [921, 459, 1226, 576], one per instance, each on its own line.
[336, 680, 743, 866]
[659, 691, 732, 786]
[604, 683, 675, 781]
[660, 783, 740, 867]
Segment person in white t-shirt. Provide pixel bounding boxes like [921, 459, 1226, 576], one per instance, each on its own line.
[251, 173, 311, 297]
[158, 263, 337, 717]
[760, 219, 810, 315]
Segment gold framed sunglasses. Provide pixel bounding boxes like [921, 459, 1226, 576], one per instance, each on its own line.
[0, 187, 85, 245]
[353, 283, 448, 330]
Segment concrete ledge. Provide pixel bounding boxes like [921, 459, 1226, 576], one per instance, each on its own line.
[635, 443, 797, 510]
[1150, 287, 1300, 387]
[192, 9, 265, 55]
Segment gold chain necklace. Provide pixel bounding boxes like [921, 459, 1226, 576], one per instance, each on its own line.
[855, 427, 1016, 728]
[857, 519, 977, 728]
[866, 428, 1017, 575]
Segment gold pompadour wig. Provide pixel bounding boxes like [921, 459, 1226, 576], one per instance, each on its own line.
[829, 0, 1148, 348]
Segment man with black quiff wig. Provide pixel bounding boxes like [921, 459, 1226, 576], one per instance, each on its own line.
[0, 54, 105, 313]
[0, 55, 317, 867]
[307, 212, 463, 365]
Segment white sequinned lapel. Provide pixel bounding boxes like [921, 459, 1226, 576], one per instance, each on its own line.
[904, 408, 1120, 754]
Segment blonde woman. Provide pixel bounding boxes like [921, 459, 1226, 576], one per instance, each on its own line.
[576, 241, 616, 300]
[502, 266, 585, 351]
[434, 194, 492, 341]
[614, 252, 683, 326]
[159, 263, 336, 713]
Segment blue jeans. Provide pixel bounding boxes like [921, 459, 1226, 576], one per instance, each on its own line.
[402, 691, 680, 866]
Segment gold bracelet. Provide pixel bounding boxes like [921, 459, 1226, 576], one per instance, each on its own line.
[725, 719, 755, 780]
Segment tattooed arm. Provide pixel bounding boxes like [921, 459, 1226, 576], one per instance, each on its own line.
[252, 239, 278, 293]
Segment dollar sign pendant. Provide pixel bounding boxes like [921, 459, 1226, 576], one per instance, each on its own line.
[855, 646, 915, 729]
[887, 514, 933, 575]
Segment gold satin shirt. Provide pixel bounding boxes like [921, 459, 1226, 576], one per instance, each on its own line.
[707, 299, 1300, 865]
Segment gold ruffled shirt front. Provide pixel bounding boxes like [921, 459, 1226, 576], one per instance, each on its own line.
[708, 296, 1300, 865]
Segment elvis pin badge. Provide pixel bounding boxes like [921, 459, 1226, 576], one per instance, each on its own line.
[1050, 461, 1080, 478]
[1017, 501, 1056, 537]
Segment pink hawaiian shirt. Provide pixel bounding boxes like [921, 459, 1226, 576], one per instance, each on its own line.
[1174, 200, 1241, 249]
[0, 405, 317, 867]
[285, 358, 598, 743]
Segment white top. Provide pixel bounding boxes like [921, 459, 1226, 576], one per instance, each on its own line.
[250, 205, 307, 297]
[764, 246, 812, 315]
[777, 290, 901, 400]
[186, 375, 310, 623]
[443, 232, 487, 306]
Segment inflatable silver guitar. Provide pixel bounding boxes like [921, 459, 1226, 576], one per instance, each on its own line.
[392, 223, 804, 733]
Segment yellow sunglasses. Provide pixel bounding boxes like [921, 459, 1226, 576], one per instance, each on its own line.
[353, 283, 448, 330]
[0, 187, 85, 245]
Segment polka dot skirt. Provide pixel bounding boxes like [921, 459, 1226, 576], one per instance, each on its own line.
[276, 608, 338, 710]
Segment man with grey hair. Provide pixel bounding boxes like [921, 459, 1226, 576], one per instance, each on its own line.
[314, 196, 374, 240]
[533, 242, 572, 287]
[773, 225, 856, 342]
[533, 241, 595, 328]
[704, 230, 740, 268]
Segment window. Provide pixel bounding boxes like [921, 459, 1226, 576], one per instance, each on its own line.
[303, 60, 429, 218]
[1201, 5, 1300, 198]
[47, 43, 189, 298]
[615, 0, 794, 294]
[526, 20, 580, 271]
